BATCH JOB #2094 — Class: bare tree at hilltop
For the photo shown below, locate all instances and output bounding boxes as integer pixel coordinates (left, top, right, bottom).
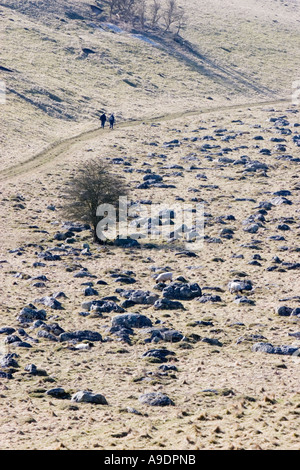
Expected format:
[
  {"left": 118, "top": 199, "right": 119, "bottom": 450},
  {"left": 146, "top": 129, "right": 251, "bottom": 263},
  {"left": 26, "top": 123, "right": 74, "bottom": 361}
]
[
  {"left": 163, "top": 0, "right": 186, "bottom": 34},
  {"left": 137, "top": 0, "right": 148, "bottom": 30},
  {"left": 105, "top": 0, "right": 187, "bottom": 34},
  {"left": 106, "top": 0, "right": 138, "bottom": 25},
  {"left": 150, "top": 0, "right": 162, "bottom": 29}
]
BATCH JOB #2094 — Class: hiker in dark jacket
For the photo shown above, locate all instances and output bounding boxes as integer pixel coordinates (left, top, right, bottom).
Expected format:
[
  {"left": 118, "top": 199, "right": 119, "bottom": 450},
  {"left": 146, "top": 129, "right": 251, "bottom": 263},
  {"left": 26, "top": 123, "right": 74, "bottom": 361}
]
[
  {"left": 109, "top": 114, "right": 115, "bottom": 130},
  {"left": 100, "top": 113, "right": 107, "bottom": 129}
]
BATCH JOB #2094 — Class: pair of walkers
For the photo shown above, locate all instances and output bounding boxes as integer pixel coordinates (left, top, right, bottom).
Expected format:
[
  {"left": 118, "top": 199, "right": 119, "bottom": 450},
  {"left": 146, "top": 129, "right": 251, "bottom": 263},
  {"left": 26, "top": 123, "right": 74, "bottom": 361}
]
[{"left": 100, "top": 113, "right": 115, "bottom": 130}]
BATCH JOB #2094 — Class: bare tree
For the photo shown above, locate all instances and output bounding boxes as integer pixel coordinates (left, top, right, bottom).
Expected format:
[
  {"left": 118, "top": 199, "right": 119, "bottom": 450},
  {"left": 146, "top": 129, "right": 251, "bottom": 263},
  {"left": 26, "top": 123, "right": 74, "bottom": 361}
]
[
  {"left": 61, "top": 159, "right": 128, "bottom": 243},
  {"left": 163, "top": 0, "right": 178, "bottom": 32},
  {"left": 174, "top": 6, "right": 187, "bottom": 35},
  {"left": 137, "top": 0, "right": 147, "bottom": 30},
  {"left": 104, "top": 0, "right": 187, "bottom": 34},
  {"left": 106, "top": 0, "right": 119, "bottom": 20},
  {"left": 149, "top": 0, "right": 162, "bottom": 29},
  {"left": 118, "top": 0, "right": 137, "bottom": 25}
]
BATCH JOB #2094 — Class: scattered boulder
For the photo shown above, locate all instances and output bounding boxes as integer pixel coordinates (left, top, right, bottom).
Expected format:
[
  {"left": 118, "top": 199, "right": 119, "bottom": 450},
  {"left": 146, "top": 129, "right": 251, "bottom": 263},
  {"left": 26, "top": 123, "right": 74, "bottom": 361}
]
[
  {"left": 142, "top": 348, "right": 176, "bottom": 363},
  {"left": 114, "top": 276, "right": 136, "bottom": 284},
  {"left": 106, "top": 325, "right": 134, "bottom": 344},
  {"left": 162, "top": 282, "right": 202, "bottom": 300},
  {"left": 59, "top": 330, "right": 102, "bottom": 343},
  {"left": 276, "top": 306, "right": 300, "bottom": 317},
  {"left": 114, "top": 237, "right": 140, "bottom": 248},
  {"left": 243, "top": 223, "right": 260, "bottom": 234},
  {"left": 197, "top": 295, "right": 222, "bottom": 303},
  {"left": 0, "top": 353, "right": 19, "bottom": 370},
  {"left": 252, "top": 342, "right": 300, "bottom": 356},
  {"left": 234, "top": 295, "right": 255, "bottom": 305},
  {"left": 144, "top": 328, "right": 184, "bottom": 343},
  {"left": 112, "top": 313, "right": 152, "bottom": 329},
  {"left": 4, "top": 334, "right": 22, "bottom": 344},
  {"left": 0, "top": 327, "right": 16, "bottom": 335},
  {"left": 252, "top": 342, "right": 275, "bottom": 354},
  {"left": 46, "top": 388, "right": 70, "bottom": 399},
  {"left": 38, "top": 251, "right": 61, "bottom": 262},
  {"left": 201, "top": 337, "right": 223, "bottom": 347},
  {"left": 0, "top": 371, "right": 13, "bottom": 379},
  {"left": 24, "top": 364, "right": 38, "bottom": 375},
  {"left": 71, "top": 390, "right": 108, "bottom": 405},
  {"left": 82, "top": 300, "right": 125, "bottom": 314},
  {"left": 61, "top": 222, "right": 90, "bottom": 233},
  {"left": 117, "top": 289, "right": 159, "bottom": 306},
  {"left": 34, "top": 296, "right": 64, "bottom": 310},
  {"left": 139, "top": 392, "right": 175, "bottom": 407},
  {"left": 154, "top": 298, "right": 185, "bottom": 310},
  {"left": 83, "top": 287, "right": 99, "bottom": 296},
  {"left": 74, "top": 269, "right": 96, "bottom": 279},
  {"left": 244, "top": 161, "right": 269, "bottom": 172},
  {"left": 270, "top": 196, "right": 292, "bottom": 206},
  {"left": 17, "top": 306, "right": 47, "bottom": 324},
  {"left": 276, "top": 306, "right": 294, "bottom": 316},
  {"left": 37, "top": 322, "right": 65, "bottom": 342}
]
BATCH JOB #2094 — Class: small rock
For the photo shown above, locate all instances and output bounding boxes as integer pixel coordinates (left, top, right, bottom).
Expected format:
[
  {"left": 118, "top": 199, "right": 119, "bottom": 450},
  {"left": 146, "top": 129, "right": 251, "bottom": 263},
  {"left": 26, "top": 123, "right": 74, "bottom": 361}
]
[{"left": 252, "top": 342, "right": 300, "bottom": 356}]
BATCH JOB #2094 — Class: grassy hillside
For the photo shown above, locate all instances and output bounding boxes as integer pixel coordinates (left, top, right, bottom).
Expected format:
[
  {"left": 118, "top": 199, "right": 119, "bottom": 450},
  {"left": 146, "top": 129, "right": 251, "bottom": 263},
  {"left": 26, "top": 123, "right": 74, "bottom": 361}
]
[
  {"left": 183, "top": 0, "right": 300, "bottom": 93},
  {"left": 1, "top": 0, "right": 298, "bottom": 170}
]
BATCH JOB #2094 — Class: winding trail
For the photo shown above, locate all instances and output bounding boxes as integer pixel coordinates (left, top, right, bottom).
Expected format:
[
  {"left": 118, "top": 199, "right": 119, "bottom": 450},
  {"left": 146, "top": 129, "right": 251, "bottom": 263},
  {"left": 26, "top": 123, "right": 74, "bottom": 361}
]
[{"left": 0, "top": 97, "right": 289, "bottom": 182}]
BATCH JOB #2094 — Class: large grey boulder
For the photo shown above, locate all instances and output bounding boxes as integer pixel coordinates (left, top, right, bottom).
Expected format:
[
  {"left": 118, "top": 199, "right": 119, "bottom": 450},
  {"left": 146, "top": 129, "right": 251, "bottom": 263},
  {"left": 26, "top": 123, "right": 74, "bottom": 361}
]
[
  {"left": 127, "top": 290, "right": 159, "bottom": 305},
  {"left": 154, "top": 298, "right": 185, "bottom": 310},
  {"left": 142, "top": 348, "right": 176, "bottom": 363},
  {"left": 252, "top": 342, "right": 300, "bottom": 356},
  {"left": 0, "top": 353, "right": 19, "bottom": 370},
  {"left": 252, "top": 343, "right": 275, "bottom": 354},
  {"left": 82, "top": 300, "right": 125, "bottom": 314},
  {"left": 162, "top": 282, "right": 202, "bottom": 300},
  {"left": 144, "top": 328, "right": 184, "bottom": 343},
  {"left": 139, "top": 392, "right": 174, "bottom": 407},
  {"left": 59, "top": 330, "right": 102, "bottom": 343},
  {"left": 112, "top": 313, "right": 152, "bottom": 329},
  {"left": 46, "top": 388, "right": 70, "bottom": 399},
  {"left": 276, "top": 306, "right": 293, "bottom": 316},
  {"left": 34, "top": 296, "right": 64, "bottom": 310},
  {"left": 71, "top": 391, "right": 108, "bottom": 405},
  {"left": 114, "top": 237, "right": 140, "bottom": 248},
  {"left": 17, "top": 306, "right": 47, "bottom": 323}
]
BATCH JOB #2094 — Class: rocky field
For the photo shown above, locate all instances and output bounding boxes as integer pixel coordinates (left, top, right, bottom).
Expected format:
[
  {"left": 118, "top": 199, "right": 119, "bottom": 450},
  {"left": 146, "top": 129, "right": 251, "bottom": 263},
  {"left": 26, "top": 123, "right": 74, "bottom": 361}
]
[{"left": 0, "top": 101, "right": 299, "bottom": 450}]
